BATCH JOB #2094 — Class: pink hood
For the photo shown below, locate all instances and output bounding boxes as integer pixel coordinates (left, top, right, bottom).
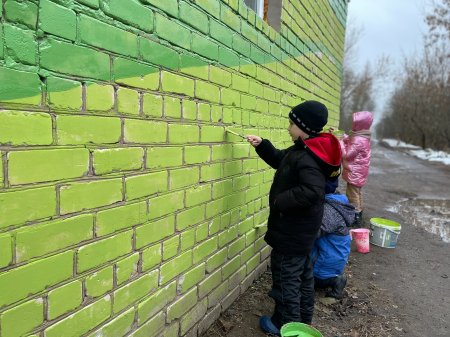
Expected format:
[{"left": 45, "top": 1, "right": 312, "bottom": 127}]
[{"left": 342, "top": 111, "right": 373, "bottom": 187}]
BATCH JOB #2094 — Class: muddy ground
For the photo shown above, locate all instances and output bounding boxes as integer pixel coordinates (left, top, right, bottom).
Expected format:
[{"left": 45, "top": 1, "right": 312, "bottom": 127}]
[{"left": 202, "top": 142, "right": 450, "bottom": 337}]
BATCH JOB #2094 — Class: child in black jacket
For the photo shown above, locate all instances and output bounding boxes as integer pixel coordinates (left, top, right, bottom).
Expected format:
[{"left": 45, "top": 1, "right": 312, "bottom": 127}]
[{"left": 247, "top": 101, "right": 342, "bottom": 335}]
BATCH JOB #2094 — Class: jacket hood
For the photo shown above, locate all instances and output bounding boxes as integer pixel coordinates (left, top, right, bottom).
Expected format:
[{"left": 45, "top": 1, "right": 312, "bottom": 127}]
[
  {"left": 298, "top": 133, "right": 342, "bottom": 179},
  {"left": 320, "top": 196, "right": 355, "bottom": 236},
  {"left": 352, "top": 111, "right": 373, "bottom": 131}
]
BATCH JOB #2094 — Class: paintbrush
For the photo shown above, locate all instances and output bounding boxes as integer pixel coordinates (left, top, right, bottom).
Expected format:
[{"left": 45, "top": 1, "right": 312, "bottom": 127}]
[{"left": 225, "top": 128, "right": 247, "bottom": 139}]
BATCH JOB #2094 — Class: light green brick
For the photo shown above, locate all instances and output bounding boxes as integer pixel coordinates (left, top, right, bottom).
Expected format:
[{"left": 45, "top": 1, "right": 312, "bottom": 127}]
[
  {"left": 117, "top": 87, "right": 139, "bottom": 115},
  {"left": 39, "top": 0, "right": 76, "bottom": 40},
  {"left": 8, "top": 148, "right": 89, "bottom": 185},
  {"left": 0, "top": 251, "right": 73, "bottom": 308},
  {"left": 45, "top": 296, "right": 111, "bottom": 337},
  {"left": 196, "top": 222, "right": 209, "bottom": 242},
  {"left": 185, "top": 185, "right": 212, "bottom": 207},
  {"left": 163, "top": 235, "right": 180, "bottom": 260},
  {"left": 48, "top": 281, "right": 82, "bottom": 320},
  {"left": 142, "top": 0, "right": 178, "bottom": 17},
  {"left": 180, "top": 53, "right": 209, "bottom": 80},
  {"left": 141, "top": 244, "right": 162, "bottom": 272},
  {"left": 138, "top": 282, "right": 176, "bottom": 324},
  {"left": 196, "top": 80, "right": 220, "bottom": 103},
  {"left": 57, "top": 115, "right": 121, "bottom": 145},
  {"left": 192, "top": 34, "right": 219, "bottom": 61},
  {"left": 164, "top": 96, "right": 182, "bottom": 118},
  {"left": 87, "top": 308, "right": 134, "bottom": 337},
  {"left": 180, "top": 300, "right": 207, "bottom": 335},
  {"left": 198, "top": 269, "right": 221, "bottom": 298},
  {"left": 102, "top": 0, "right": 153, "bottom": 32},
  {"left": 113, "top": 270, "right": 158, "bottom": 313},
  {"left": 193, "top": 237, "right": 218, "bottom": 264},
  {"left": 96, "top": 201, "right": 147, "bottom": 236},
  {"left": 179, "top": 263, "right": 205, "bottom": 293},
  {"left": 47, "top": 76, "right": 82, "bottom": 110},
  {"left": 211, "top": 144, "right": 233, "bottom": 161},
  {"left": 148, "top": 191, "right": 184, "bottom": 219},
  {"left": 160, "top": 251, "right": 192, "bottom": 285},
  {"left": 0, "top": 298, "right": 44, "bottom": 336},
  {"left": 15, "top": 214, "right": 93, "bottom": 263},
  {"left": 167, "top": 287, "right": 196, "bottom": 322},
  {"left": 176, "top": 205, "right": 205, "bottom": 231},
  {"left": 142, "top": 93, "right": 163, "bottom": 117},
  {"left": 182, "top": 99, "right": 197, "bottom": 120},
  {"left": 221, "top": 5, "right": 241, "bottom": 31},
  {"left": 60, "top": 178, "right": 123, "bottom": 215},
  {"left": 184, "top": 146, "right": 210, "bottom": 164},
  {"left": 114, "top": 57, "right": 159, "bottom": 90},
  {"left": 162, "top": 71, "right": 195, "bottom": 96},
  {"left": 131, "top": 312, "right": 164, "bottom": 337},
  {"left": 4, "top": 24, "right": 37, "bottom": 65},
  {"left": 139, "top": 37, "right": 180, "bottom": 70},
  {"left": 210, "top": 66, "right": 232, "bottom": 87},
  {"left": 179, "top": 1, "right": 209, "bottom": 34},
  {"left": 0, "top": 234, "right": 12, "bottom": 268},
  {"left": 170, "top": 167, "right": 199, "bottom": 190},
  {"left": 136, "top": 215, "right": 175, "bottom": 249},
  {"left": 146, "top": 146, "right": 182, "bottom": 169},
  {"left": 85, "top": 82, "right": 115, "bottom": 111},
  {"left": 181, "top": 228, "right": 196, "bottom": 251},
  {"left": 210, "top": 20, "right": 233, "bottom": 47},
  {"left": 85, "top": 266, "right": 113, "bottom": 298},
  {"left": 168, "top": 124, "right": 199, "bottom": 144},
  {"left": 0, "top": 110, "right": 52, "bottom": 145},
  {"left": 200, "top": 163, "right": 223, "bottom": 182},
  {"left": 0, "top": 66, "right": 41, "bottom": 105},
  {"left": 198, "top": 103, "right": 210, "bottom": 122},
  {"left": 124, "top": 119, "right": 167, "bottom": 144},
  {"left": 228, "top": 235, "right": 246, "bottom": 258},
  {"left": 77, "top": 231, "right": 132, "bottom": 273},
  {"left": 155, "top": 13, "right": 190, "bottom": 50},
  {"left": 116, "top": 253, "right": 139, "bottom": 285},
  {"left": 93, "top": 147, "right": 144, "bottom": 175},
  {"left": 0, "top": 186, "right": 56, "bottom": 230},
  {"left": 205, "top": 247, "right": 227, "bottom": 273},
  {"left": 222, "top": 255, "right": 241, "bottom": 279},
  {"left": 125, "top": 171, "right": 168, "bottom": 200}
]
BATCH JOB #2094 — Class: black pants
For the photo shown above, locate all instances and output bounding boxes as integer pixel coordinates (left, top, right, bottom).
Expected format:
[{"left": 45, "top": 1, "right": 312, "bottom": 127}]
[{"left": 269, "top": 250, "right": 315, "bottom": 329}]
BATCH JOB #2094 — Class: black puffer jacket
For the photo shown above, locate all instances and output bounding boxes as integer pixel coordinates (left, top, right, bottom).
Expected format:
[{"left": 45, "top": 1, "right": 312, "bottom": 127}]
[{"left": 256, "top": 133, "right": 342, "bottom": 255}]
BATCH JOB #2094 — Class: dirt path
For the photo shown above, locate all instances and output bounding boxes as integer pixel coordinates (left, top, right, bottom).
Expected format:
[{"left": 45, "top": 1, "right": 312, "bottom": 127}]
[{"left": 202, "top": 142, "right": 450, "bottom": 337}]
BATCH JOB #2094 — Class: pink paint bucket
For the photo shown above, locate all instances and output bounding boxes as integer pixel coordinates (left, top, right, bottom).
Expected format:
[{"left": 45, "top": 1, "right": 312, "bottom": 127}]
[{"left": 350, "top": 228, "right": 370, "bottom": 253}]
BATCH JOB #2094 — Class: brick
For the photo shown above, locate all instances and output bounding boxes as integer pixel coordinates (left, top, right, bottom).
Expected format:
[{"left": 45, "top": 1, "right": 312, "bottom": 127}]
[
  {"left": 0, "top": 110, "right": 52, "bottom": 145},
  {"left": 142, "top": 0, "right": 178, "bottom": 17},
  {"left": 47, "top": 281, "right": 82, "bottom": 320},
  {"left": 162, "top": 71, "right": 195, "bottom": 96},
  {"left": 163, "top": 235, "right": 179, "bottom": 260},
  {"left": 4, "top": 24, "right": 37, "bottom": 65},
  {"left": 182, "top": 99, "right": 197, "bottom": 120},
  {"left": 57, "top": 115, "right": 121, "bottom": 145},
  {"left": 0, "top": 298, "right": 44, "bottom": 337},
  {"left": 185, "top": 184, "right": 211, "bottom": 207},
  {"left": 139, "top": 37, "right": 180, "bottom": 70},
  {"left": 228, "top": 235, "right": 246, "bottom": 258},
  {"left": 85, "top": 82, "right": 115, "bottom": 111},
  {"left": 196, "top": 222, "right": 209, "bottom": 242},
  {"left": 195, "top": 0, "right": 221, "bottom": 18},
  {"left": 198, "top": 269, "right": 221, "bottom": 298},
  {"left": 131, "top": 312, "right": 164, "bottom": 337},
  {"left": 124, "top": 119, "right": 167, "bottom": 144},
  {"left": 45, "top": 296, "right": 111, "bottom": 337},
  {"left": 198, "top": 304, "right": 221, "bottom": 335},
  {"left": 211, "top": 144, "right": 233, "bottom": 161},
  {"left": 76, "top": 0, "right": 99, "bottom": 8},
  {"left": 15, "top": 214, "right": 93, "bottom": 263},
  {"left": 184, "top": 146, "right": 210, "bottom": 164},
  {"left": 85, "top": 266, "right": 113, "bottom": 298},
  {"left": 206, "top": 280, "right": 227, "bottom": 308},
  {"left": 39, "top": 0, "right": 76, "bottom": 40},
  {"left": 167, "top": 287, "right": 196, "bottom": 322},
  {"left": 164, "top": 96, "right": 182, "bottom": 118},
  {"left": 222, "top": 255, "right": 241, "bottom": 279},
  {"left": 170, "top": 167, "right": 199, "bottom": 190},
  {"left": 102, "top": 0, "right": 153, "bottom": 32},
  {"left": 138, "top": 282, "right": 176, "bottom": 323},
  {"left": 117, "top": 87, "right": 139, "bottom": 115},
  {"left": 116, "top": 253, "right": 139, "bottom": 285},
  {"left": 8, "top": 148, "right": 89, "bottom": 185},
  {"left": 125, "top": 171, "right": 168, "bottom": 200},
  {"left": 47, "top": 76, "right": 82, "bottom": 110},
  {"left": 93, "top": 147, "right": 143, "bottom": 176},
  {"left": 40, "top": 38, "right": 110, "bottom": 81},
  {"left": 0, "top": 25, "right": 3, "bottom": 60},
  {"left": 148, "top": 191, "right": 184, "bottom": 219},
  {"left": 96, "top": 201, "right": 147, "bottom": 236},
  {"left": 141, "top": 244, "right": 161, "bottom": 271},
  {"left": 180, "top": 299, "right": 207, "bottom": 335},
  {"left": 179, "top": 53, "right": 209, "bottom": 80},
  {"left": 136, "top": 215, "right": 175, "bottom": 249},
  {"left": 168, "top": 124, "right": 199, "bottom": 144},
  {"left": 200, "top": 163, "right": 222, "bottom": 182},
  {"left": 0, "top": 186, "right": 56, "bottom": 230},
  {"left": 210, "top": 20, "right": 233, "bottom": 47},
  {"left": 114, "top": 57, "right": 159, "bottom": 90},
  {"left": 219, "top": 47, "right": 240, "bottom": 68},
  {"left": 232, "top": 74, "right": 250, "bottom": 93},
  {"left": 155, "top": 13, "right": 191, "bottom": 50},
  {"left": 147, "top": 146, "right": 182, "bottom": 169},
  {"left": 196, "top": 81, "right": 220, "bottom": 103},
  {"left": 193, "top": 237, "right": 218, "bottom": 264},
  {"left": 86, "top": 308, "right": 134, "bottom": 337},
  {"left": 4, "top": 0, "right": 38, "bottom": 29},
  {"left": 179, "top": 263, "right": 205, "bottom": 293},
  {"left": 114, "top": 270, "right": 158, "bottom": 313},
  {"left": 79, "top": 14, "right": 138, "bottom": 57},
  {"left": 232, "top": 34, "right": 251, "bottom": 57},
  {"left": 59, "top": 178, "right": 123, "bottom": 215},
  {"left": 192, "top": 34, "right": 219, "bottom": 61},
  {"left": 0, "top": 234, "right": 12, "bottom": 268},
  {"left": 205, "top": 247, "right": 227, "bottom": 273},
  {"left": 0, "top": 251, "right": 73, "bottom": 308},
  {"left": 209, "top": 66, "right": 232, "bottom": 87},
  {"left": 0, "top": 66, "right": 41, "bottom": 105},
  {"left": 77, "top": 230, "right": 132, "bottom": 273},
  {"left": 180, "top": 1, "right": 209, "bottom": 34},
  {"left": 176, "top": 204, "right": 205, "bottom": 231},
  {"left": 160, "top": 251, "right": 192, "bottom": 285},
  {"left": 142, "top": 93, "right": 163, "bottom": 117}
]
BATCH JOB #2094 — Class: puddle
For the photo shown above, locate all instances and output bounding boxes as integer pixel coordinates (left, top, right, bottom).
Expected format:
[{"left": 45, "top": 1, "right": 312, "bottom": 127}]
[{"left": 387, "top": 198, "right": 450, "bottom": 243}]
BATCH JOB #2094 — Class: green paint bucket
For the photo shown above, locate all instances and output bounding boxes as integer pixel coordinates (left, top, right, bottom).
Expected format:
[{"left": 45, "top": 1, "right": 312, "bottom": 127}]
[
  {"left": 370, "top": 217, "right": 402, "bottom": 248},
  {"left": 280, "top": 322, "right": 322, "bottom": 337}
]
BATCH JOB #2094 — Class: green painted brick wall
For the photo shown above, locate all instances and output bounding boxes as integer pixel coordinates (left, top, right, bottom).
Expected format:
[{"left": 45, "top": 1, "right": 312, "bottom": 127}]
[{"left": 0, "top": 0, "right": 348, "bottom": 335}]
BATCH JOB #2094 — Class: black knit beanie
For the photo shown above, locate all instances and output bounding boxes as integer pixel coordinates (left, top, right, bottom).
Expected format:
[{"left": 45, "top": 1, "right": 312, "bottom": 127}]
[{"left": 288, "top": 100, "right": 328, "bottom": 136}]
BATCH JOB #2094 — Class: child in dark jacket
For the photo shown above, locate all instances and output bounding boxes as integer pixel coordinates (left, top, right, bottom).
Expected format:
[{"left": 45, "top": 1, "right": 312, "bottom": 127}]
[
  {"left": 311, "top": 179, "right": 355, "bottom": 299},
  {"left": 247, "top": 101, "right": 342, "bottom": 335}
]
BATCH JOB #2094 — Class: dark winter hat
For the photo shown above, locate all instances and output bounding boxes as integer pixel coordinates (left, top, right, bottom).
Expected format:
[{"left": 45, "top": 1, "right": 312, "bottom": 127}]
[
  {"left": 288, "top": 100, "right": 328, "bottom": 135},
  {"left": 325, "top": 178, "right": 339, "bottom": 194}
]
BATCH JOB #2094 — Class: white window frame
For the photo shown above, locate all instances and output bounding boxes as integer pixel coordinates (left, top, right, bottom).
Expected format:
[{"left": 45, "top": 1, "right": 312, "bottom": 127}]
[{"left": 244, "top": 0, "right": 264, "bottom": 18}]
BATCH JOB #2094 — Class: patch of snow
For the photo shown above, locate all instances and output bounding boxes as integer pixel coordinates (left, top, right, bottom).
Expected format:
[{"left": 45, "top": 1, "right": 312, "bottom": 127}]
[{"left": 381, "top": 139, "right": 450, "bottom": 166}]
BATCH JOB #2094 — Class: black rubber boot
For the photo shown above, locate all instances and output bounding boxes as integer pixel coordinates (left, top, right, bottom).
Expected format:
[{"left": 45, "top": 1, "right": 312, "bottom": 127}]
[
  {"left": 352, "top": 211, "right": 363, "bottom": 227},
  {"left": 326, "top": 274, "right": 347, "bottom": 299}
]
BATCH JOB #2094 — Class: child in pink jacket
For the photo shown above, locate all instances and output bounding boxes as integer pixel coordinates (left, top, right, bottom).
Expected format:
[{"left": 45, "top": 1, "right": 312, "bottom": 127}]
[{"left": 341, "top": 111, "right": 373, "bottom": 226}]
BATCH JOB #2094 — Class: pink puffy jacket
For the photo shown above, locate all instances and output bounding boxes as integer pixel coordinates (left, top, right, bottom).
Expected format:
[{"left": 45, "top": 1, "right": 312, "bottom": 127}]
[{"left": 341, "top": 111, "right": 373, "bottom": 187}]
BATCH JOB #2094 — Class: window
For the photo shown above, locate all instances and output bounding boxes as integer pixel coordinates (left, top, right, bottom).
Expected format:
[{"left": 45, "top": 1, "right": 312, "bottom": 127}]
[
  {"left": 244, "top": 0, "right": 282, "bottom": 32},
  {"left": 244, "top": 0, "right": 264, "bottom": 18}
]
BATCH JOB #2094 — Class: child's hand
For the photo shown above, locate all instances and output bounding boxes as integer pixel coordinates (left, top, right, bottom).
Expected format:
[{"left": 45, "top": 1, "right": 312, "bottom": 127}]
[{"left": 246, "top": 135, "right": 262, "bottom": 147}]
